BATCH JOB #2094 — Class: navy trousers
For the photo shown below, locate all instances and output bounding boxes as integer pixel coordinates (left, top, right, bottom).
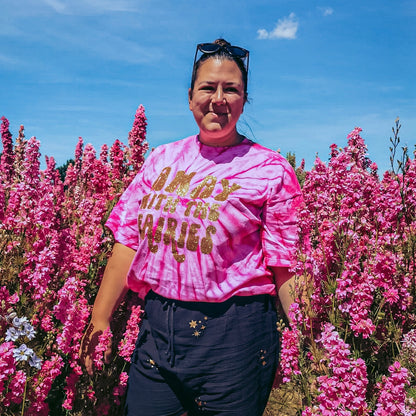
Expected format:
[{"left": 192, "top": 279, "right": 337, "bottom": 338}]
[{"left": 124, "top": 291, "right": 279, "bottom": 416}]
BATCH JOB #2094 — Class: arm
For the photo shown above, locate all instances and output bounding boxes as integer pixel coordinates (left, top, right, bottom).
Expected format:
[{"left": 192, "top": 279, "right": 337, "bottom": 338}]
[
  {"left": 270, "top": 266, "right": 296, "bottom": 320},
  {"left": 80, "top": 242, "right": 136, "bottom": 375}
]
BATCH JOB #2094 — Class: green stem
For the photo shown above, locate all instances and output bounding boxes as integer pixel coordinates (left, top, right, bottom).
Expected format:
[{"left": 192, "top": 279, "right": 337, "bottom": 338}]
[{"left": 21, "top": 377, "right": 28, "bottom": 416}]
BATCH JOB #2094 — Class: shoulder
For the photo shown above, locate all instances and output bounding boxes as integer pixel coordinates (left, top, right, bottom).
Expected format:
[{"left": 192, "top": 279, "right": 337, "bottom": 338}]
[
  {"left": 149, "top": 135, "right": 197, "bottom": 156},
  {"left": 244, "top": 140, "right": 294, "bottom": 172},
  {"left": 139, "top": 135, "right": 197, "bottom": 169},
  {"left": 244, "top": 140, "right": 301, "bottom": 195}
]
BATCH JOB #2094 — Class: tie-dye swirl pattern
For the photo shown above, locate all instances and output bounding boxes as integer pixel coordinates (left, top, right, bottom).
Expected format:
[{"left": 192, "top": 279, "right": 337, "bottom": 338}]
[{"left": 106, "top": 135, "right": 302, "bottom": 302}]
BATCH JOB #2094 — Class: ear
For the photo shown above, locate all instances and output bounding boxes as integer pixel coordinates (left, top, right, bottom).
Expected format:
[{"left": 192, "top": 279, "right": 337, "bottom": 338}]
[{"left": 188, "top": 88, "right": 193, "bottom": 110}]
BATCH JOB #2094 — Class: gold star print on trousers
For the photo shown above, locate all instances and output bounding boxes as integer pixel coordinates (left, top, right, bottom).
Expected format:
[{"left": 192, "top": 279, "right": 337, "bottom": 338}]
[{"left": 189, "top": 317, "right": 208, "bottom": 337}]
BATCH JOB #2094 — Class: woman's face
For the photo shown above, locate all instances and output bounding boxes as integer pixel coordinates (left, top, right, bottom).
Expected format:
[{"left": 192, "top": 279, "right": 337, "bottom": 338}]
[{"left": 189, "top": 57, "right": 246, "bottom": 147}]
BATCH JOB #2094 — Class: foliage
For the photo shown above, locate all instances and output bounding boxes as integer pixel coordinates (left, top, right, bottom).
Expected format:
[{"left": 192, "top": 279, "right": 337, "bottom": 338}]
[
  {"left": 279, "top": 122, "right": 416, "bottom": 415},
  {"left": 286, "top": 151, "right": 306, "bottom": 187},
  {"left": 57, "top": 159, "right": 75, "bottom": 183},
  {"left": 0, "top": 106, "right": 148, "bottom": 415}
]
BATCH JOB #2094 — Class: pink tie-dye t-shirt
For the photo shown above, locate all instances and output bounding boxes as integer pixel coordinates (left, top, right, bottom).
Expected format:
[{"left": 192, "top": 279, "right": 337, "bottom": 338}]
[{"left": 106, "top": 135, "right": 302, "bottom": 302}]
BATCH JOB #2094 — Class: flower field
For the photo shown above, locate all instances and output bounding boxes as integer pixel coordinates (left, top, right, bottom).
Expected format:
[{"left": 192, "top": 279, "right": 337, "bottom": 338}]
[
  {"left": 276, "top": 121, "right": 416, "bottom": 415},
  {"left": 0, "top": 107, "right": 148, "bottom": 415},
  {"left": 1, "top": 108, "right": 415, "bottom": 415}
]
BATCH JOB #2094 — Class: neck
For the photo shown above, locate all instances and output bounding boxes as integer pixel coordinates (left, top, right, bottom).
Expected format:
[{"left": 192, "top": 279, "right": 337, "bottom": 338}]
[{"left": 198, "top": 131, "right": 243, "bottom": 147}]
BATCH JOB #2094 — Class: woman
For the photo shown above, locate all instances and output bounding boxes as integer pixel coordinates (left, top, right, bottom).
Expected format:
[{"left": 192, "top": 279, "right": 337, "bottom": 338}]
[{"left": 81, "top": 39, "right": 302, "bottom": 415}]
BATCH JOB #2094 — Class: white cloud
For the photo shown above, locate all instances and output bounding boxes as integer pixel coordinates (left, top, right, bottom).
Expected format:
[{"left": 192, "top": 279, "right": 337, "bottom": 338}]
[
  {"left": 257, "top": 13, "right": 298, "bottom": 40},
  {"left": 43, "top": 25, "right": 163, "bottom": 64},
  {"left": 40, "top": 0, "right": 140, "bottom": 14},
  {"left": 321, "top": 7, "right": 334, "bottom": 16},
  {"left": 257, "top": 29, "right": 269, "bottom": 40},
  {"left": 0, "top": 53, "right": 19, "bottom": 66},
  {"left": 42, "top": 0, "right": 67, "bottom": 13}
]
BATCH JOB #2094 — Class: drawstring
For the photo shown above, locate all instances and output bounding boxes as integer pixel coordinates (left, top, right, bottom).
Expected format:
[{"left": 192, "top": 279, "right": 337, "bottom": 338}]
[{"left": 166, "top": 300, "right": 176, "bottom": 367}]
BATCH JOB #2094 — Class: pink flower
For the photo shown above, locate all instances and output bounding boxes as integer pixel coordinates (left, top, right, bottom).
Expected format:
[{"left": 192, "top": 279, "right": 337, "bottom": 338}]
[
  {"left": 0, "top": 342, "right": 16, "bottom": 395},
  {"left": 402, "top": 329, "right": 416, "bottom": 365},
  {"left": 27, "top": 354, "right": 64, "bottom": 415},
  {"left": 62, "top": 372, "right": 79, "bottom": 410},
  {"left": 330, "top": 143, "right": 339, "bottom": 158},
  {"left": 40, "top": 312, "right": 54, "bottom": 332},
  {"left": 293, "top": 125, "right": 415, "bottom": 413},
  {"left": 127, "top": 104, "right": 149, "bottom": 174},
  {"left": 375, "top": 361, "right": 413, "bottom": 416},
  {"left": 0, "top": 110, "right": 151, "bottom": 414},
  {"left": 383, "top": 288, "right": 400, "bottom": 304},
  {"left": 314, "top": 324, "right": 369, "bottom": 414},
  {"left": 118, "top": 304, "right": 143, "bottom": 361},
  {"left": 119, "top": 371, "right": 129, "bottom": 387},
  {"left": 0, "top": 116, "right": 15, "bottom": 182},
  {"left": 6, "top": 370, "right": 26, "bottom": 404},
  {"left": 74, "top": 136, "right": 83, "bottom": 170},
  {"left": 93, "top": 327, "right": 113, "bottom": 370},
  {"left": 110, "top": 139, "right": 126, "bottom": 183},
  {"left": 55, "top": 294, "right": 90, "bottom": 356},
  {"left": 87, "top": 384, "right": 96, "bottom": 401},
  {"left": 279, "top": 327, "right": 301, "bottom": 383}
]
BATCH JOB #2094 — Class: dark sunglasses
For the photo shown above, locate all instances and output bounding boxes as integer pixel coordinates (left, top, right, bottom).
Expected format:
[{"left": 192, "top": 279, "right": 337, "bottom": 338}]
[{"left": 194, "top": 43, "right": 250, "bottom": 72}]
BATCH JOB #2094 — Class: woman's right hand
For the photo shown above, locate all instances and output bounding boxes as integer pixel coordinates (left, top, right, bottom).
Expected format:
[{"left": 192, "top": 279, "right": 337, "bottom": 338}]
[
  {"left": 79, "top": 320, "right": 112, "bottom": 376},
  {"left": 79, "top": 243, "right": 135, "bottom": 375}
]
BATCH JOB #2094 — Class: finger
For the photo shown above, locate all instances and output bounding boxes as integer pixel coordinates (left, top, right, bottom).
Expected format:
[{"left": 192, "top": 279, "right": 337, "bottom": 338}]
[
  {"left": 104, "top": 345, "right": 112, "bottom": 364},
  {"left": 79, "top": 343, "right": 88, "bottom": 369},
  {"left": 85, "top": 355, "right": 94, "bottom": 376},
  {"left": 79, "top": 323, "right": 95, "bottom": 367}
]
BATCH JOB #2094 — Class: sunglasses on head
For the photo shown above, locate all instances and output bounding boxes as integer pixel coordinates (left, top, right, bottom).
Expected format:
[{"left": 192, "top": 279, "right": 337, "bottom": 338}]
[{"left": 194, "top": 43, "right": 250, "bottom": 72}]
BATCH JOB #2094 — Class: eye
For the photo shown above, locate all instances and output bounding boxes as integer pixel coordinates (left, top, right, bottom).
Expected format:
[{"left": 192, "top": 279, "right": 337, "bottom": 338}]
[
  {"left": 200, "top": 85, "right": 214, "bottom": 91},
  {"left": 225, "top": 87, "right": 238, "bottom": 93}
]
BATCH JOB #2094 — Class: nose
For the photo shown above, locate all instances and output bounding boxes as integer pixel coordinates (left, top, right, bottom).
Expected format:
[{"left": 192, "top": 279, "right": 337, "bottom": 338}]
[{"left": 212, "top": 87, "right": 225, "bottom": 104}]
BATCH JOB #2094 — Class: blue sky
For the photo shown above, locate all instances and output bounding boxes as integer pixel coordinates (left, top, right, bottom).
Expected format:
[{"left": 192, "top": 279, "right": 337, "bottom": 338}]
[{"left": 1, "top": 0, "right": 415, "bottom": 172}]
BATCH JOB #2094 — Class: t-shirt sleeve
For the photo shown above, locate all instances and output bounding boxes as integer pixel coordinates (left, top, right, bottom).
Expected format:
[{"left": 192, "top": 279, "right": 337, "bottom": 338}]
[
  {"left": 105, "top": 152, "right": 155, "bottom": 250},
  {"left": 262, "top": 162, "right": 303, "bottom": 268}
]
